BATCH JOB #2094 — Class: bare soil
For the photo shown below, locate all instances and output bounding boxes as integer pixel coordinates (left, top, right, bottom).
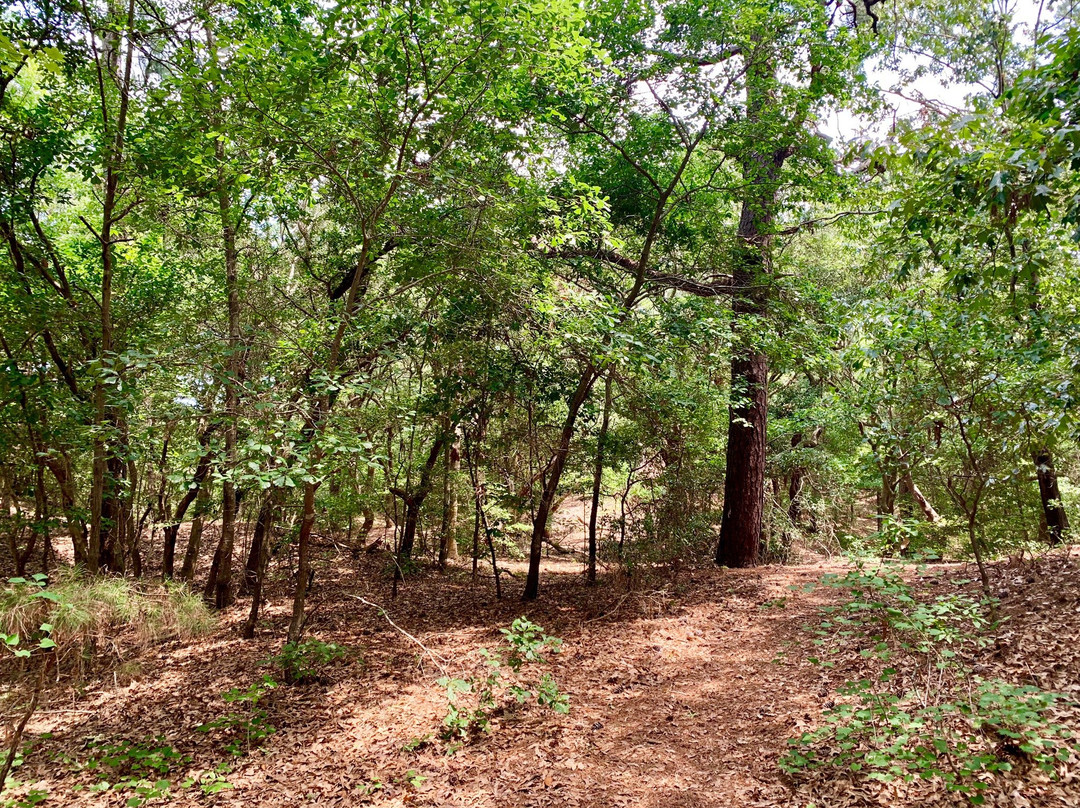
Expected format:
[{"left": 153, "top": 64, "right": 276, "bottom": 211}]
[{"left": 4, "top": 543, "right": 1080, "bottom": 807}]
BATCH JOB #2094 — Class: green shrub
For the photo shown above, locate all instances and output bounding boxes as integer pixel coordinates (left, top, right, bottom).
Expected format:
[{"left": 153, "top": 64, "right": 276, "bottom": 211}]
[
  {"left": 264, "top": 639, "right": 347, "bottom": 684},
  {"left": 77, "top": 736, "right": 189, "bottom": 807},
  {"left": 438, "top": 617, "right": 568, "bottom": 746},
  {"left": 198, "top": 675, "right": 278, "bottom": 755},
  {"left": 783, "top": 563, "right": 1080, "bottom": 802}
]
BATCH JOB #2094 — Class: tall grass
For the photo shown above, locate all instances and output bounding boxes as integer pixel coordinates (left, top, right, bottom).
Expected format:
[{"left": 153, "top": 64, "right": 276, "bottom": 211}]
[{"left": 0, "top": 568, "right": 214, "bottom": 664}]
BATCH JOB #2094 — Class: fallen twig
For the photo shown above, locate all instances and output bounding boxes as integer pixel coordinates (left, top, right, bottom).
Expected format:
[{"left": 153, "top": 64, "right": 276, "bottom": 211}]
[{"left": 350, "top": 596, "right": 452, "bottom": 676}]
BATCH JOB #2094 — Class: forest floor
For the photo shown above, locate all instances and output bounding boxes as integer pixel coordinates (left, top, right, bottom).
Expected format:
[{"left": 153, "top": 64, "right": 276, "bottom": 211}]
[{"left": 4, "top": 541, "right": 1080, "bottom": 808}]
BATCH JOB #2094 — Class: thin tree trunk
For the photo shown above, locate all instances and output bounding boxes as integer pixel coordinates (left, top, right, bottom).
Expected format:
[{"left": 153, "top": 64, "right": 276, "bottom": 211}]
[
  {"left": 242, "top": 492, "right": 278, "bottom": 638},
  {"left": 126, "top": 456, "right": 141, "bottom": 577},
  {"left": 900, "top": 473, "right": 939, "bottom": 523},
  {"left": 162, "top": 430, "right": 215, "bottom": 578},
  {"left": 877, "top": 468, "right": 897, "bottom": 532},
  {"left": 0, "top": 655, "right": 50, "bottom": 791},
  {"left": 88, "top": 0, "right": 137, "bottom": 573},
  {"left": 241, "top": 493, "right": 275, "bottom": 596},
  {"left": 288, "top": 231, "right": 377, "bottom": 641},
  {"left": 438, "top": 433, "right": 461, "bottom": 569},
  {"left": 393, "top": 436, "right": 446, "bottom": 579},
  {"left": 43, "top": 454, "right": 86, "bottom": 565},
  {"left": 587, "top": 373, "right": 612, "bottom": 584},
  {"left": 524, "top": 367, "right": 597, "bottom": 600},
  {"left": 287, "top": 480, "right": 317, "bottom": 643},
  {"left": 179, "top": 484, "right": 212, "bottom": 582},
  {"left": 204, "top": 83, "right": 242, "bottom": 609},
  {"left": 1034, "top": 448, "right": 1069, "bottom": 545}
]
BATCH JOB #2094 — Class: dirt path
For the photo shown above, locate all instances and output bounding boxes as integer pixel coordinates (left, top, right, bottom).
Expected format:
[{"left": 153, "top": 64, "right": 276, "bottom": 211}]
[{"left": 9, "top": 552, "right": 1080, "bottom": 807}]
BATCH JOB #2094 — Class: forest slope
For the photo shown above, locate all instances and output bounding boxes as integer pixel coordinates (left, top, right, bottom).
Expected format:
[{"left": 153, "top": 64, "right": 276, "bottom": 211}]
[{"left": 5, "top": 551, "right": 1080, "bottom": 808}]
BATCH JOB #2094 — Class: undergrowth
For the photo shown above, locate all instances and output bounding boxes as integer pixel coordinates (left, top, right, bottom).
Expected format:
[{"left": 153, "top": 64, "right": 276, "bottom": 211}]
[
  {"left": 782, "top": 561, "right": 1080, "bottom": 803},
  {"left": 0, "top": 568, "right": 213, "bottom": 666},
  {"left": 435, "top": 617, "right": 569, "bottom": 751}
]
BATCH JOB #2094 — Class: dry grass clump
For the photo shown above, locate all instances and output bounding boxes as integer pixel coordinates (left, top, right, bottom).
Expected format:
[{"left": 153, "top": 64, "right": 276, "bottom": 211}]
[{"left": 0, "top": 567, "right": 214, "bottom": 665}]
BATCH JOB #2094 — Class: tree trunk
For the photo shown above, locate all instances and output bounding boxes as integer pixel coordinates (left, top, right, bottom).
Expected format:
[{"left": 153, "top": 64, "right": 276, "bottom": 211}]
[
  {"left": 438, "top": 435, "right": 461, "bottom": 569},
  {"left": 787, "top": 433, "right": 805, "bottom": 526},
  {"left": 287, "top": 480, "right": 317, "bottom": 644},
  {"left": 162, "top": 442, "right": 214, "bottom": 579},
  {"left": 204, "top": 111, "right": 242, "bottom": 610},
  {"left": 1034, "top": 448, "right": 1069, "bottom": 545},
  {"left": 43, "top": 453, "right": 87, "bottom": 565},
  {"left": 715, "top": 39, "right": 784, "bottom": 569},
  {"left": 716, "top": 350, "right": 769, "bottom": 566},
  {"left": 587, "top": 372, "right": 612, "bottom": 584},
  {"left": 242, "top": 492, "right": 279, "bottom": 638},
  {"left": 393, "top": 436, "right": 446, "bottom": 578},
  {"left": 125, "top": 456, "right": 141, "bottom": 577},
  {"left": 179, "top": 484, "right": 212, "bottom": 582},
  {"left": 524, "top": 367, "right": 597, "bottom": 600},
  {"left": 88, "top": 0, "right": 137, "bottom": 574},
  {"left": 241, "top": 493, "right": 275, "bottom": 596},
  {"left": 900, "top": 473, "right": 939, "bottom": 523}
]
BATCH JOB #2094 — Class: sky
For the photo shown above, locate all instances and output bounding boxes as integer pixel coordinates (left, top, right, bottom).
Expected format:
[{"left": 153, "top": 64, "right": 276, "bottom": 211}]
[{"left": 823, "top": 0, "right": 1054, "bottom": 142}]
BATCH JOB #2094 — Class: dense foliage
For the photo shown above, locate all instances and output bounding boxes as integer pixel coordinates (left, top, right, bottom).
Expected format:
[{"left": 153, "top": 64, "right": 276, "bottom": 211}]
[{"left": 1, "top": 0, "right": 1077, "bottom": 631}]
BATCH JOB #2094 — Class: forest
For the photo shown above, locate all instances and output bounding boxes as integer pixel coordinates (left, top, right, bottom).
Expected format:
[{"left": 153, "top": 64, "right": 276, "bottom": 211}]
[{"left": 1, "top": 0, "right": 1080, "bottom": 805}]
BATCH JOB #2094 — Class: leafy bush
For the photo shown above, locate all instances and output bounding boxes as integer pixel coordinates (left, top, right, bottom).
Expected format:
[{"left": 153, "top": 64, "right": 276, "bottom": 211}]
[
  {"left": 783, "top": 563, "right": 1080, "bottom": 802},
  {"left": 438, "top": 617, "right": 568, "bottom": 746},
  {"left": 264, "top": 638, "right": 348, "bottom": 684}
]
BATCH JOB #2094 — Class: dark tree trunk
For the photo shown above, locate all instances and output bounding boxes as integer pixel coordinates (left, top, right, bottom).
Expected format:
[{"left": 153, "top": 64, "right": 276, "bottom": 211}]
[
  {"left": 88, "top": 0, "right": 136, "bottom": 575},
  {"left": 240, "top": 493, "right": 275, "bottom": 596},
  {"left": 716, "top": 350, "right": 769, "bottom": 566},
  {"left": 242, "top": 492, "right": 279, "bottom": 638},
  {"left": 162, "top": 429, "right": 215, "bottom": 578},
  {"left": 204, "top": 116, "right": 243, "bottom": 610},
  {"left": 393, "top": 436, "right": 446, "bottom": 579},
  {"left": 287, "top": 480, "right": 317, "bottom": 644},
  {"left": 715, "top": 39, "right": 786, "bottom": 569},
  {"left": 587, "top": 373, "right": 612, "bottom": 584},
  {"left": 524, "top": 367, "right": 597, "bottom": 600},
  {"left": 126, "top": 457, "right": 141, "bottom": 577},
  {"left": 179, "top": 484, "right": 212, "bottom": 581},
  {"left": 1035, "top": 448, "right": 1069, "bottom": 545}
]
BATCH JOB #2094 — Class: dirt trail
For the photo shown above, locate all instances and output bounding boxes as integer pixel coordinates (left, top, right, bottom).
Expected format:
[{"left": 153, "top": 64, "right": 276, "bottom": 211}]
[{"left": 9, "top": 552, "right": 1080, "bottom": 807}]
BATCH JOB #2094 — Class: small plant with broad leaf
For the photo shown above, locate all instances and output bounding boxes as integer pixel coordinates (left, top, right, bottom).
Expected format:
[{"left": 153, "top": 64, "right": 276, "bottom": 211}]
[
  {"left": 263, "top": 638, "right": 348, "bottom": 684},
  {"left": 437, "top": 617, "right": 568, "bottom": 747},
  {"left": 782, "top": 562, "right": 1080, "bottom": 803},
  {"left": 197, "top": 675, "right": 278, "bottom": 755},
  {"left": 180, "top": 762, "right": 234, "bottom": 796},
  {"left": 76, "top": 737, "right": 190, "bottom": 807}
]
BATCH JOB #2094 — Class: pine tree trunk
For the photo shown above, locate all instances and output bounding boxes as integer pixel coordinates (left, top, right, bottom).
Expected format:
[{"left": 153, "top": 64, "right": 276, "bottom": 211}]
[{"left": 715, "top": 38, "right": 784, "bottom": 569}]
